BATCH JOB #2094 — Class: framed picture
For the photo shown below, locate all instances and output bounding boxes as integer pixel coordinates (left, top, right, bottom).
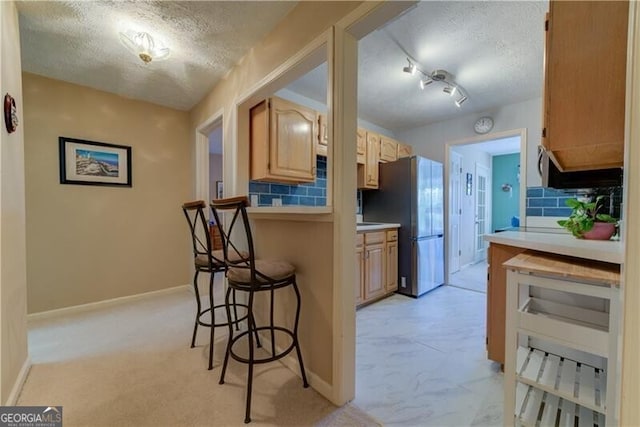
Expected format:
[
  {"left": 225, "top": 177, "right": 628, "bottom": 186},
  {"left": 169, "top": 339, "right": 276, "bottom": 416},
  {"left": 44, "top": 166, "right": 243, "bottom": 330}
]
[
  {"left": 216, "top": 181, "right": 223, "bottom": 199},
  {"left": 59, "top": 137, "right": 132, "bottom": 187},
  {"left": 466, "top": 173, "right": 473, "bottom": 196}
]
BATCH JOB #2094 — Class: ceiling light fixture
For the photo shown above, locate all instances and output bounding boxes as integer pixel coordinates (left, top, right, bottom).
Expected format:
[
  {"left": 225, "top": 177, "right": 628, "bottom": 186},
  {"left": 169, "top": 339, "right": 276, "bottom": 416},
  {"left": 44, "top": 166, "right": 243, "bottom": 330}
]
[
  {"left": 401, "top": 58, "right": 469, "bottom": 108},
  {"left": 119, "top": 30, "right": 170, "bottom": 64},
  {"left": 402, "top": 59, "right": 417, "bottom": 75}
]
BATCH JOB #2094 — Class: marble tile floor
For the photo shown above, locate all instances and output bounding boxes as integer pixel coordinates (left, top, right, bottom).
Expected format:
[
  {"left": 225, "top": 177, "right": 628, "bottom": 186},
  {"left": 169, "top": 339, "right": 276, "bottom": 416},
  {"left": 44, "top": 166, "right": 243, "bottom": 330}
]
[
  {"left": 354, "top": 286, "right": 503, "bottom": 426},
  {"left": 448, "top": 261, "right": 489, "bottom": 293}
]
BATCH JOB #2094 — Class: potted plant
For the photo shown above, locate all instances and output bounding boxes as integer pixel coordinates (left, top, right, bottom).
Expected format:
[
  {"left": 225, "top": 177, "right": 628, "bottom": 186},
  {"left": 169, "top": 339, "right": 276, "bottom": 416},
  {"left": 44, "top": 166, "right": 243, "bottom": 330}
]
[{"left": 557, "top": 196, "right": 618, "bottom": 240}]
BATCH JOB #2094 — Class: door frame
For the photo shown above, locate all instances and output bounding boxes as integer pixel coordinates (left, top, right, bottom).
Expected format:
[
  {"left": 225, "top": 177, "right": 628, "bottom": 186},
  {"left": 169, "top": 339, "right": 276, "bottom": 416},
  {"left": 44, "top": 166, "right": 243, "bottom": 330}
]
[
  {"left": 195, "top": 109, "right": 224, "bottom": 210},
  {"left": 444, "top": 128, "right": 527, "bottom": 284},
  {"left": 449, "top": 151, "right": 463, "bottom": 274}
]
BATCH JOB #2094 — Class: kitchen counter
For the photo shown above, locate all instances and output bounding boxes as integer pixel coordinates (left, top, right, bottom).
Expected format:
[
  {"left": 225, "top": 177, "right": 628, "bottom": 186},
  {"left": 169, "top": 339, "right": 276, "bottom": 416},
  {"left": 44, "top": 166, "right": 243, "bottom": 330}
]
[
  {"left": 356, "top": 223, "right": 401, "bottom": 232},
  {"left": 484, "top": 230, "right": 623, "bottom": 264}
]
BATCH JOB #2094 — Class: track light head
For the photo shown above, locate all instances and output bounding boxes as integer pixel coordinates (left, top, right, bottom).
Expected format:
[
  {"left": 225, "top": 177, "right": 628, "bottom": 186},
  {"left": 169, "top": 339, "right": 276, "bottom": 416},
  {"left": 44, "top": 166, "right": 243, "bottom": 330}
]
[
  {"left": 419, "top": 78, "right": 433, "bottom": 90},
  {"left": 402, "top": 59, "right": 417, "bottom": 75},
  {"left": 455, "top": 95, "right": 468, "bottom": 108}
]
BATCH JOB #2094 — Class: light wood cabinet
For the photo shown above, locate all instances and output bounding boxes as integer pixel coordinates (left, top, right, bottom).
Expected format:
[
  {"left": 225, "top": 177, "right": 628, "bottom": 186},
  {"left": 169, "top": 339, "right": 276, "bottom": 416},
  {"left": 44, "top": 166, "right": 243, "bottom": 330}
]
[
  {"left": 317, "top": 114, "right": 328, "bottom": 157},
  {"left": 397, "top": 142, "right": 412, "bottom": 159},
  {"left": 486, "top": 243, "right": 527, "bottom": 365},
  {"left": 355, "top": 235, "right": 365, "bottom": 305},
  {"left": 356, "top": 228, "right": 398, "bottom": 307},
  {"left": 385, "top": 230, "right": 398, "bottom": 292},
  {"left": 356, "top": 128, "right": 366, "bottom": 165},
  {"left": 364, "top": 241, "right": 386, "bottom": 301},
  {"left": 379, "top": 136, "right": 398, "bottom": 163},
  {"left": 250, "top": 96, "right": 317, "bottom": 183},
  {"left": 542, "top": 1, "right": 628, "bottom": 172},
  {"left": 357, "top": 132, "right": 380, "bottom": 189}
]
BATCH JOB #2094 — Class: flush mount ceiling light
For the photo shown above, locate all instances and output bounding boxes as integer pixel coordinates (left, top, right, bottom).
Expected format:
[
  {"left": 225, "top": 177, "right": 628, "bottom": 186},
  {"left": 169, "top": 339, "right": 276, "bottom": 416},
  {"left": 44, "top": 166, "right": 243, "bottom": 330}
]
[
  {"left": 402, "top": 59, "right": 469, "bottom": 108},
  {"left": 119, "top": 30, "right": 170, "bottom": 64}
]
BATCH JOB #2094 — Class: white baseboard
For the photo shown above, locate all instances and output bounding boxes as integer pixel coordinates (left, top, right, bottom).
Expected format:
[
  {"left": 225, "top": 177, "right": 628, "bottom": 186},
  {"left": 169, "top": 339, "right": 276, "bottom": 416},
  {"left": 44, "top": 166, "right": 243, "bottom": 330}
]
[
  {"left": 5, "top": 357, "right": 31, "bottom": 405},
  {"left": 258, "top": 335, "right": 332, "bottom": 401},
  {"left": 27, "top": 285, "right": 190, "bottom": 322}
]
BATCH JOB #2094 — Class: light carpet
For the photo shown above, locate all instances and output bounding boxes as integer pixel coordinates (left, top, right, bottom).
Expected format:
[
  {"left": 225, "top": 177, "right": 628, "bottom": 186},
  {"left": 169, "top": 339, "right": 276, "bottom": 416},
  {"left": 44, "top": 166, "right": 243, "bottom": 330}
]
[{"left": 18, "top": 286, "right": 379, "bottom": 427}]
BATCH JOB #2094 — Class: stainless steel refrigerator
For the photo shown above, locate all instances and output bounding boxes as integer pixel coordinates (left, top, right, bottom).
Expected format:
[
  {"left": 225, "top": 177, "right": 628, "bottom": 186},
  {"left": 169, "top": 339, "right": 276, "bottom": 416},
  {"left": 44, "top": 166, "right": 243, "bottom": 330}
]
[{"left": 363, "top": 155, "right": 444, "bottom": 297}]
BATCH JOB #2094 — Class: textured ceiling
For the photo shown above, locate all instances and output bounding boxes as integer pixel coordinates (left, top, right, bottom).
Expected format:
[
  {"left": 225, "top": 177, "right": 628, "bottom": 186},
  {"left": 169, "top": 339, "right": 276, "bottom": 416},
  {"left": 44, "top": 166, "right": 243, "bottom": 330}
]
[
  {"left": 17, "top": 1, "right": 297, "bottom": 111},
  {"left": 286, "top": 1, "right": 548, "bottom": 132}
]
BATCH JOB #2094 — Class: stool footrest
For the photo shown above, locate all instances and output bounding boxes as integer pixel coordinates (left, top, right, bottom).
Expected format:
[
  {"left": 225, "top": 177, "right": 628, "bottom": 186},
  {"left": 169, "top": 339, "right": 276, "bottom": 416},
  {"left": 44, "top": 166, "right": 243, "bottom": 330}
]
[
  {"left": 197, "top": 303, "right": 250, "bottom": 328},
  {"left": 229, "top": 326, "right": 296, "bottom": 364}
]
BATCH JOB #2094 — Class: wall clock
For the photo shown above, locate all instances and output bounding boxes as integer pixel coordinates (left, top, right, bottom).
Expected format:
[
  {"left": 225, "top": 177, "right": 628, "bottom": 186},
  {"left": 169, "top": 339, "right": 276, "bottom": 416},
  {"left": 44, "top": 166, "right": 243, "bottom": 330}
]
[
  {"left": 474, "top": 116, "right": 494, "bottom": 134},
  {"left": 4, "top": 93, "right": 18, "bottom": 133}
]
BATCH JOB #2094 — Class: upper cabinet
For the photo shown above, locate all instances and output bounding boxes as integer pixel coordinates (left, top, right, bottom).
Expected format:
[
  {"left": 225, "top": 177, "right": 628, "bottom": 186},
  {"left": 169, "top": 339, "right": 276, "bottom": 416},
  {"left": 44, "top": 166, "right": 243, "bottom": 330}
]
[
  {"left": 379, "top": 136, "right": 398, "bottom": 163},
  {"left": 317, "top": 114, "right": 329, "bottom": 157},
  {"left": 356, "top": 128, "right": 366, "bottom": 164},
  {"left": 357, "top": 131, "right": 380, "bottom": 189},
  {"left": 542, "top": 1, "right": 628, "bottom": 172},
  {"left": 397, "top": 142, "right": 412, "bottom": 159},
  {"left": 250, "top": 97, "right": 317, "bottom": 183}
]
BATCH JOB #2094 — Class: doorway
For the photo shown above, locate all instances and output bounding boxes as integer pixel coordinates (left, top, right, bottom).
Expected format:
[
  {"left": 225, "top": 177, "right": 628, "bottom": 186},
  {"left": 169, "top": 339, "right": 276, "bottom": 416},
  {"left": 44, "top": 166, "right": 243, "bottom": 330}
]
[{"left": 446, "top": 131, "right": 527, "bottom": 293}]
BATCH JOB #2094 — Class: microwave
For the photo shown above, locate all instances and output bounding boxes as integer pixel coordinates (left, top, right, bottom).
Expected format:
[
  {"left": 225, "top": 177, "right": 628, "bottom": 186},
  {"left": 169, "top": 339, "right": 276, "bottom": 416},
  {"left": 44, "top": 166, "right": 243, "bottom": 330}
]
[{"left": 538, "top": 149, "right": 623, "bottom": 189}]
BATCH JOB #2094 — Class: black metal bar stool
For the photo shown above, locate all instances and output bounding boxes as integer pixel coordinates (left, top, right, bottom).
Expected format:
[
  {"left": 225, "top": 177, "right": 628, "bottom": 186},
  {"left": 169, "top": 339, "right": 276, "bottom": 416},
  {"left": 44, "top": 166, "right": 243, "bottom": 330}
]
[
  {"left": 210, "top": 196, "right": 309, "bottom": 424},
  {"left": 181, "top": 200, "right": 249, "bottom": 370}
]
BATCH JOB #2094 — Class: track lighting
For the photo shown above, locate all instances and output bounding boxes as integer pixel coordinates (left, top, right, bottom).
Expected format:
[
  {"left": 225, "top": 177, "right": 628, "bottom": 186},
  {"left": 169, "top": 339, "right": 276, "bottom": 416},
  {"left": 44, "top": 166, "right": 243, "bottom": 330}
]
[
  {"left": 455, "top": 95, "right": 468, "bottom": 108},
  {"left": 401, "top": 58, "right": 469, "bottom": 108},
  {"left": 419, "top": 78, "right": 433, "bottom": 90},
  {"left": 403, "top": 60, "right": 417, "bottom": 75}
]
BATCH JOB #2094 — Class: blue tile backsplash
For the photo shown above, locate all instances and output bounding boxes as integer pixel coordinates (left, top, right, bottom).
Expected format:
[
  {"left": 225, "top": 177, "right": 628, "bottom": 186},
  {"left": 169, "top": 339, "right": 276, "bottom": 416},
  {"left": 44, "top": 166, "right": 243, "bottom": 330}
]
[
  {"left": 249, "top": 156, "right": 327, "bottom": 207},
  {"left": 526, "top": 186, "right": 573, "bottom": 217},
  {"left": 526, "top": 186, "right": 622, "bottom": 218}
]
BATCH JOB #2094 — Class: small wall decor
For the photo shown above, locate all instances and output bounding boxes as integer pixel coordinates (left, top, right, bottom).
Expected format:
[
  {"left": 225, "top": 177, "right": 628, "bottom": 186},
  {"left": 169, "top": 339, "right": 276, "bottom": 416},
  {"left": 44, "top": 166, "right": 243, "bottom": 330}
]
[
  {"left": 216, "top": 181, "right": 223, "bottom": 199},
  {"left": 466, "top": 173, "right": 473, "bottom": 195},
  {"left": 59, "top": 136, "right": 132, "bottom": 187},
  {"left": 4, "top": 93, "right": 18, "bottom": 133}
]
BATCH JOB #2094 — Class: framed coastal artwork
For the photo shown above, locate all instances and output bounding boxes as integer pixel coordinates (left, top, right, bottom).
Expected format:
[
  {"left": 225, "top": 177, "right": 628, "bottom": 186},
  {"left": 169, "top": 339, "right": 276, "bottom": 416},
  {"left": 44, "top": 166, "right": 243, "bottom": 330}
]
[{"left": 59, "top": 137, "right": 132, "bottom": 187}]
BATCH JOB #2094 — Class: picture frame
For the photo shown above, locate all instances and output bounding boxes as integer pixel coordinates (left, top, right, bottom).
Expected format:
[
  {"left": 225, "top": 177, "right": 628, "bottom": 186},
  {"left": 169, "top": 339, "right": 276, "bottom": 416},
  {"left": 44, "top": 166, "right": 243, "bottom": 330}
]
[
  {"left": 216, "top": 181, "right": 223, "bottom": 199},
  {"left": 59, "top": 137, "right": 132, "bottom": 187}
]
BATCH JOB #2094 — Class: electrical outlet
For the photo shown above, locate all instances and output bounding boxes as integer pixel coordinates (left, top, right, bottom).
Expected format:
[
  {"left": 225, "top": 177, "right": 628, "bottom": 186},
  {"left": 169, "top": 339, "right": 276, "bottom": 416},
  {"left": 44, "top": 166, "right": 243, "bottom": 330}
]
[
  {"left": 272, "top": 198, "right": 282, "bottom": 207},
  {"left": 401, "top": 277, "right": 407, "bottom": 288}
]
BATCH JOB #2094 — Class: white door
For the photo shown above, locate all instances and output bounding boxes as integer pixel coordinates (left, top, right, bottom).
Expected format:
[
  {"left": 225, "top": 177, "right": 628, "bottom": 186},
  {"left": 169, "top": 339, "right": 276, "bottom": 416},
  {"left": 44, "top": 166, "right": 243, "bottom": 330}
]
[
  {"left": 449, "top": 151, "right": 462, "bottom": 274},
  {"left": 474, "top": 163, "right": 490, "bottom": 262}
]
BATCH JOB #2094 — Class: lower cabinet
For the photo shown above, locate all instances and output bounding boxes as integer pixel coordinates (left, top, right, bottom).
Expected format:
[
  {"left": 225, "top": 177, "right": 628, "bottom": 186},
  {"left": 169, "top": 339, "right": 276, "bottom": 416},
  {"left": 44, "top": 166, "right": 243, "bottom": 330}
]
[
  {"left": 486, "top": 242, "right": 526, "bottom": 365},
  {"left": 356, "top": 228, "right": 398, "bottom": 307}
]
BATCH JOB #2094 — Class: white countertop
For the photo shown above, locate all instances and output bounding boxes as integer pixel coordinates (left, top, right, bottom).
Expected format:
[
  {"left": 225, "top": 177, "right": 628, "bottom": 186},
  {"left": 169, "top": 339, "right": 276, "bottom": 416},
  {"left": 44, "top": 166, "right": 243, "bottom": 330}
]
[
  {"left": 356, "top": 223, "right": 401, "bottom": 232},
  {"left": 484, "top": 231, "right": 623, "bottom": 264}
]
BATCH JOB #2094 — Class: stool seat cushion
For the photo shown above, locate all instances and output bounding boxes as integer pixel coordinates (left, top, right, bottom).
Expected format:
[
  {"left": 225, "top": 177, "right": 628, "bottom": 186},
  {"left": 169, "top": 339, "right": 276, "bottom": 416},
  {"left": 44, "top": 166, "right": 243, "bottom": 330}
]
[
  {"left": 228, "top": 259, "right": 295, "bottom": 283},
  {"left": 195, "top": 250, "right": 248, "bottom": 268}
]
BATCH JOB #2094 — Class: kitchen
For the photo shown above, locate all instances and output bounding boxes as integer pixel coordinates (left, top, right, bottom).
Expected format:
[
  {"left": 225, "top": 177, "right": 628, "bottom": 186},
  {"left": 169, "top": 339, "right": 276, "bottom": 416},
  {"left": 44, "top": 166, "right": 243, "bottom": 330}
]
[
  {"left": 5, "top": 1, "right": 640, "bottom": 426},
  {"left": 242, "top": 0, "right": 632, "bottom": 424}
]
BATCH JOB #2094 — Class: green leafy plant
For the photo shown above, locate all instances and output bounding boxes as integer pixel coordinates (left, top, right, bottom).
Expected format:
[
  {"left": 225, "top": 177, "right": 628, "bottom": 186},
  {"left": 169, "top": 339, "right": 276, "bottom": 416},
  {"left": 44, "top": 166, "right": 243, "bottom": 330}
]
[{"left": 557, "top": 196, "right": 618, "bottom": 237}]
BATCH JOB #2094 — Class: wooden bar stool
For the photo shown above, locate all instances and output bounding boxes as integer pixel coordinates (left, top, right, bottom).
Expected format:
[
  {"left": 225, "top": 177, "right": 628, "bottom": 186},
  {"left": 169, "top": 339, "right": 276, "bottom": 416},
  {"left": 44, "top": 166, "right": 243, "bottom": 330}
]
[
  {"left": 181, "top": 200, "right": 248, "bottom": 370},
  {"left": 210, "top": 196, "right": 309, "bottom": 424}
]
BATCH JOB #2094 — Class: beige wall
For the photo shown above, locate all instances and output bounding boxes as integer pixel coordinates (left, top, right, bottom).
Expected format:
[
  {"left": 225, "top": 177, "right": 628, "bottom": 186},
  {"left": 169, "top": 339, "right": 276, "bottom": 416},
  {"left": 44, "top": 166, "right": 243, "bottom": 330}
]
[
  {"left": 189, "top": 1, "right": 362, "bottom": 390},
  {"left": 0, "top": 1, "right": 29, "bottom": 403},
  {"left": 397, "top": 97, "right": 542, "bottom": 187},
  {"left": 23, "top": 73, "right": 191, "bottom": 313}
]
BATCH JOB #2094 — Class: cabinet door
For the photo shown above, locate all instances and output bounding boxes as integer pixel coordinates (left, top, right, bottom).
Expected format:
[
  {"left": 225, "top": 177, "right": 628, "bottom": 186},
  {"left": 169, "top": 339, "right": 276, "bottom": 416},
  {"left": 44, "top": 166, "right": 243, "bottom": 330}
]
[
  {"left": 486, "top": 243, "right": 527, "bottom": 365},
  {"left": 356, "top": 245, "right": 365, "bottom": 305},
  {"left": 365, "top": 132, "right": 380, "bottom": 188},
  {"left": 269, "top": 97, "right": 317, "bottom": 181},
  {"left": 356, "top": 128, "right": 366, "bottom": 164},
  {"left": 385, "top": 240, "right": 398, "bottom": 292},
  {"left": 317, "top": 114, "right": 328, "bottom": 157},
  {"left": 543, "top": 1, "right": 628, "bottom": 172},
  {"left": 397, "top": 142, "right": 412, "bottom": 158},
  {"left": 364, "top": 242, "right": 386, "bottom": 301},
  {"left": 379, "top": 136, "right": 398, "bottom": 163}
]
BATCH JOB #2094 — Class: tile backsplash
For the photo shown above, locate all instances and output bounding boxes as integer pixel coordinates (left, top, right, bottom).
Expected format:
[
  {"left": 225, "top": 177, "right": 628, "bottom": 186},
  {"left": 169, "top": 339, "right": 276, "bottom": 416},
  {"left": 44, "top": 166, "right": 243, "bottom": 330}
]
[
  {"left": 526, "top": 186, "right": 623, "bottom": 218},
  {"left": 249, "top": 156, "right": 327, "bottom": 207}
]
